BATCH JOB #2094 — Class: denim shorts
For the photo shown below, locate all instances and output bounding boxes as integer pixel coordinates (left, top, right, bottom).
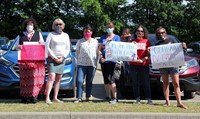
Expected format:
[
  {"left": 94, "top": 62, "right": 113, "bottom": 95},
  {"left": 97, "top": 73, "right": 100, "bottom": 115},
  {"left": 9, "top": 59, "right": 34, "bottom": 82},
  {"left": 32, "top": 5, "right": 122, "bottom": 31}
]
[{"left": 159, "top": 67, "right": 179, "bottom": 75}]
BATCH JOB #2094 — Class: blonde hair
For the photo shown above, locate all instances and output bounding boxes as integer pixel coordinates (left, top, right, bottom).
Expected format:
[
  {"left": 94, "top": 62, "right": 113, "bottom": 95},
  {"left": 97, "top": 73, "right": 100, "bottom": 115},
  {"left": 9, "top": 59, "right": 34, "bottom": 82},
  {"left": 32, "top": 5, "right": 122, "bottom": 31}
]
[{"left": 52, "top": 18, "right": 65, "bottom": 30}]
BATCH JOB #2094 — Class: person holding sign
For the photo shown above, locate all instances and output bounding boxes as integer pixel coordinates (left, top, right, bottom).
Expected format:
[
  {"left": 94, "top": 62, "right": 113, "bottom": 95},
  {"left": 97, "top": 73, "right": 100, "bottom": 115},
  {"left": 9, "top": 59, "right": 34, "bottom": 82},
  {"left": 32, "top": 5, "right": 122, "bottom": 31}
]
[
  {"left": 155, "top": 27, "right": 187, "bottom": 109},
  {"left": 99, "top": 22, "right": 120, "bottom": 104},
  {"left": 45, "top": 18, "right": 70, "bottom": 104},
  {"left": 74, "top": 25, "right": 99, "bottom": 103},
  {"left": 15, "top": 18, "right": 45, "bottom": 104},
  {"left": 129, "top": 25, "right": 153, "bottom": 104}
]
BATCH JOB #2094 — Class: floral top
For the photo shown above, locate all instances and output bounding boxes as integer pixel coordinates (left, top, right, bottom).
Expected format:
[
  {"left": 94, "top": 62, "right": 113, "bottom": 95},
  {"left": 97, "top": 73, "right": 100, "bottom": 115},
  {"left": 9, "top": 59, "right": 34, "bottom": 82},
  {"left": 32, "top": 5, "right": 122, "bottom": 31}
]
[{"left": 76, "top": 38, "right": 99, "bottom": 68}]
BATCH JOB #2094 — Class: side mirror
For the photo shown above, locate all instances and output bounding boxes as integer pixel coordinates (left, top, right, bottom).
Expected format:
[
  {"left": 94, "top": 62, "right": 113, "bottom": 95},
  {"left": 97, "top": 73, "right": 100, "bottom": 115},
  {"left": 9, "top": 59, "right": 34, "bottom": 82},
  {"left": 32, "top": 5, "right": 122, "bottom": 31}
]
[
  {"left": 186, "top": 48, "right": 193, "bottom": 53},
  {"left": 1, "top": 45, "right": 9, "bottom": 50}
]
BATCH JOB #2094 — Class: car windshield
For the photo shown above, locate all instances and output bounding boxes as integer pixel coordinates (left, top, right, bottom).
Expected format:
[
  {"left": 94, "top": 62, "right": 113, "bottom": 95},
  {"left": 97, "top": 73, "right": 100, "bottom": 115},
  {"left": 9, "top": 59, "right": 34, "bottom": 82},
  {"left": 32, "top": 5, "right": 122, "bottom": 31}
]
[{"left": 148, "top": 34, "right": 180, "bottom": 46}]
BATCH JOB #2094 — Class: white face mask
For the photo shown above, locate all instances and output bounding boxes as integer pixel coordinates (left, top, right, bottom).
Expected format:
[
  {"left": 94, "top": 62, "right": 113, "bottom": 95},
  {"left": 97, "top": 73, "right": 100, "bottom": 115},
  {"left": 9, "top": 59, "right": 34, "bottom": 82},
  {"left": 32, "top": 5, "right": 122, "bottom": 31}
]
[{"left": 26, "top": 25, "right": 34, "bottom": 33}]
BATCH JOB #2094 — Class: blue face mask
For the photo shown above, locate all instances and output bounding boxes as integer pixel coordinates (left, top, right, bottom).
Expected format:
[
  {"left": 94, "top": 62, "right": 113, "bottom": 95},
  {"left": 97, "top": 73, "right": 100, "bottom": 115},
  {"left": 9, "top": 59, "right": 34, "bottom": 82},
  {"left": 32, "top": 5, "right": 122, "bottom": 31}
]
[
  {"left": 56, "top": 25, "right": 61, "bottom": 34},
  {"left": 106, "top": 28, "right": 114, "bottom": 34}
]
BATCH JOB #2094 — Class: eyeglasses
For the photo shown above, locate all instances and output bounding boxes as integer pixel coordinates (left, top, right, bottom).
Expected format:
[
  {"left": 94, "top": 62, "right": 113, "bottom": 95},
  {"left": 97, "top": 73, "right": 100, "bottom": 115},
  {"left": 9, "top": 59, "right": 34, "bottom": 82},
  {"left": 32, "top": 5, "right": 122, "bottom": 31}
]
[
  {"left": 55, "top": 23, "right": 62, "bottom": 26},
  {"left": 137, "top": 30, "right": 144, "bottom": 33},
  {"left": 157, "top": 32, "right": 165, "bottom": 34}
]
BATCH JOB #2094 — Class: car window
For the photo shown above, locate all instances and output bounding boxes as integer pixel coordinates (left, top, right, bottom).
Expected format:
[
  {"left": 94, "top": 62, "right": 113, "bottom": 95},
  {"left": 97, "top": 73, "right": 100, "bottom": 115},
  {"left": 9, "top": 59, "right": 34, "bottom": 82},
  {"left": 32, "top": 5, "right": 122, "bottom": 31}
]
[
  {"left": 189, "top": 44, "right": 200, "bottom": 53},
  {"left": 148, "top": 34, "right": 179, "bottom": 46}
]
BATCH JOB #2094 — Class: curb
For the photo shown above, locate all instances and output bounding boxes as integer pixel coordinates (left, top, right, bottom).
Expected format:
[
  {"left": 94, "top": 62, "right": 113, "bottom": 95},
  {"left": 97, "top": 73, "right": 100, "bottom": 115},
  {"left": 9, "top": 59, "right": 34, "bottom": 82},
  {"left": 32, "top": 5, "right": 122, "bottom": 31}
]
[{"left": 0, "top": 112, "right": 199, "bottom": 119}]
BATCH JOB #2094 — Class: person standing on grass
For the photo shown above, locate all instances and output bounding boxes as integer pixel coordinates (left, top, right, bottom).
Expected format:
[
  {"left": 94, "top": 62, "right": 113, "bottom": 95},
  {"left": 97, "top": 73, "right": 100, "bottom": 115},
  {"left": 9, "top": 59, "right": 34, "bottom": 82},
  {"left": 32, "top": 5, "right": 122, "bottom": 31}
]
[
  {"left": 74, "top": 25, "right": 99, "bottom": 103},
  {"left": 99, "top": 22, "right": 121, "bottom": 104},
  {"left": 129, "top": 25, "right": 153, "bottom": 105},
  {"left": 45, "top": 18, "right": 70, "bottom": 104},
  {"left": 155, "top": 26, "right": 187, "bottom": 109},
  {"left": 15, "top": 18, "right": 45, "bottom": 104}
]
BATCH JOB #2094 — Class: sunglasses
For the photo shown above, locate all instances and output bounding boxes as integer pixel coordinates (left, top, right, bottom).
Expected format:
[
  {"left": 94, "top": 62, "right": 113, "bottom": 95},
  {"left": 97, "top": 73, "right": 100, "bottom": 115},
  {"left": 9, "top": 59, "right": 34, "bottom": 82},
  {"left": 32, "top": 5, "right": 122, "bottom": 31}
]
[
  {"left": 137, "top": 30, "right": 144, "bottom": 33},
  {"left": 157, "top": 32, "right": 165, "bottom": 34},
  {"left": 55, "top": 23, "right": 62, "bottom": 26}
]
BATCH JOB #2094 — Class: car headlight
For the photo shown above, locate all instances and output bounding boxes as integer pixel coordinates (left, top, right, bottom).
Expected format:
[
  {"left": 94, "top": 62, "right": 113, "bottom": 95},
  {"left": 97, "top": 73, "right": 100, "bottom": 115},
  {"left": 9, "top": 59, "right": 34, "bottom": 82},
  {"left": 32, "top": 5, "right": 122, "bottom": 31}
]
[
  {"left": 65, "top": 57, "right": 72, "bottom": 65},
  {"left": 185, "top": 59, "right": 198, "bottom": 69},
  {"left": 0, "top": 57, "right": 13, "bottom": 66}
]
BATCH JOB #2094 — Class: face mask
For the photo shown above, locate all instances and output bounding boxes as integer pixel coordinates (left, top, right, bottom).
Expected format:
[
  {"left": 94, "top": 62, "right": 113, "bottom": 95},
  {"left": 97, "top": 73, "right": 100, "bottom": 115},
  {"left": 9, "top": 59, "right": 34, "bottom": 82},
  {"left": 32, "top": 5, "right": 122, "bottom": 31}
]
[
  {"left": 84, "top": 32, "right": 92, "bottom": 39},
  {"left": 26, "top": 25, "right": 34, "bottom": 33},
  {"left": 135, "top": 31, "right": 144, "bottom": 38},
  {"left": 106, "top": 28, "right": 114, "bottom": 34},
  {"left": 158, "top": 34, "right": 165, "bottom": 41},
  {"left": 56, "top": 25, "right": 61, "bottom": 34}
]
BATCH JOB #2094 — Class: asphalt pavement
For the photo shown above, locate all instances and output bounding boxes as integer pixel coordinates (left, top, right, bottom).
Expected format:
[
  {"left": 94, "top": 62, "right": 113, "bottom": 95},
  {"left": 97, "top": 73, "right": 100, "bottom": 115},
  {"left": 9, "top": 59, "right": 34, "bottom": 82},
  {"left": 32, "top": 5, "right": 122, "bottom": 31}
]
[{"left": 0, "top": 66, "right": 200, "bottom": 119}]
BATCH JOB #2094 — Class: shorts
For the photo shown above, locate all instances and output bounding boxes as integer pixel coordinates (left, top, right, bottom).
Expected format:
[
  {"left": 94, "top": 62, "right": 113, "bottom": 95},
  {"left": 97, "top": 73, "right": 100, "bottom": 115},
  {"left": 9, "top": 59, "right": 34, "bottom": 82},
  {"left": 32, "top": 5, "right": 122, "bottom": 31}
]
[
  {"left": 159, "top": 67, "right": 179, "bottom": 75},
  {"left": 47, "top": 57, "right": 65, "bottom": 74},
  {"left": 101, "top": 62, "right": 116, "bottom": 84}
]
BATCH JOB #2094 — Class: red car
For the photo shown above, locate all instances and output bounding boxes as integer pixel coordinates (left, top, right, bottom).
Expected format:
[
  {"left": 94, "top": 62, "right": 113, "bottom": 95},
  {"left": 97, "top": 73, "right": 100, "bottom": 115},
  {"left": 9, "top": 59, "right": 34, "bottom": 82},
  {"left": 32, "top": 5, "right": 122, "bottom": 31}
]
[{"left": 119, "top": 34, "right": 200, "bottom": 99}]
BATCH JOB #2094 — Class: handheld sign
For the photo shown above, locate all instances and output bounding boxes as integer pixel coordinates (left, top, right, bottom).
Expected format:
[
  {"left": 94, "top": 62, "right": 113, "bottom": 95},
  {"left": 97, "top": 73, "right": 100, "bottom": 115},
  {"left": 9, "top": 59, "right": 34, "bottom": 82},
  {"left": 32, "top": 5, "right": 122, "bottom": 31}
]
[
  {"left": 150, "top": 43, "right": 185, "bottom": 69},
  {"left": 18, "top": 45, "right": 45, "bottom": 61},
  {"left": 105, "top": 41, "right": 137, "bottom": 61}
]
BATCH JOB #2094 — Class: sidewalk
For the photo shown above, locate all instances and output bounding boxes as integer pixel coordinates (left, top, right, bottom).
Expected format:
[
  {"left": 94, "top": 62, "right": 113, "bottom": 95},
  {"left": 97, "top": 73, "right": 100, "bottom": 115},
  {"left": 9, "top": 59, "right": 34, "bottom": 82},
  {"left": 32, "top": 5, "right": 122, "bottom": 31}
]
[{"left": 0, "top": 112, "right": 199, "bottom": 119}]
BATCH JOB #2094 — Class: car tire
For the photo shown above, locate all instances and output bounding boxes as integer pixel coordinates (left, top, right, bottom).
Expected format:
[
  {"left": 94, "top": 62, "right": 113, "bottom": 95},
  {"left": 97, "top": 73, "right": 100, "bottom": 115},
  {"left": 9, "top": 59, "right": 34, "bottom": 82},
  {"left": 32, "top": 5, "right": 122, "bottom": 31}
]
[
  {"left": 184, "top": 91, "right": 195, "bottom": 99},
  {"left": 66, "top": 89, "right": 75, "bottom": 98}
]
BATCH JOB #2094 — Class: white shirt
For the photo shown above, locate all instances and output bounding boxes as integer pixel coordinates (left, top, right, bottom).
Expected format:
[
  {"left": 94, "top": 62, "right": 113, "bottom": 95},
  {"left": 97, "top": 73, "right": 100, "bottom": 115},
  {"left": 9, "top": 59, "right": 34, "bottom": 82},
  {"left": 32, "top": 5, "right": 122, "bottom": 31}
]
[
  {"left": 46, "top": 32, "right": 70, "bottom": 59},
  {"left": 76, "top": 38, "right": 99, "bottom": 67}
]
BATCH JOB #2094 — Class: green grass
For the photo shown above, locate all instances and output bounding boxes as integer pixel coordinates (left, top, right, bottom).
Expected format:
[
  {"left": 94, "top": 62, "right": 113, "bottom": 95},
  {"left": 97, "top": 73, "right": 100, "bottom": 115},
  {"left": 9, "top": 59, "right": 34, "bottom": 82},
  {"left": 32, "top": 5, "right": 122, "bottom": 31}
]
[{"left": 0, "top": 101, "right": 199, "bottom": 112}]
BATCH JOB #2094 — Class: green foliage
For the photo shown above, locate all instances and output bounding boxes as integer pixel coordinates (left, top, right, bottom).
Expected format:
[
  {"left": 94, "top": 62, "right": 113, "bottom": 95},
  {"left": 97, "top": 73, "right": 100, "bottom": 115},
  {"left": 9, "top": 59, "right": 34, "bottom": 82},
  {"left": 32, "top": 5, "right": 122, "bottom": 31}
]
[{"left": 0, "top": 0, "right": 199, "bottom": 42}]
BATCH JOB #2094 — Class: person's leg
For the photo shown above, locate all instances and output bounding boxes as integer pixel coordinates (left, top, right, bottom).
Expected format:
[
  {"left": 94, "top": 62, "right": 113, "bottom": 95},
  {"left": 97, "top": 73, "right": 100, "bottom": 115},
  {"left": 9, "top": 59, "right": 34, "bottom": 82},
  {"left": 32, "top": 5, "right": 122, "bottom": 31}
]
[
  {"left": 129, "top": 65, "right": 140, "bottom": 102},
  {"left": 53, "top": 73, "right": 63, "bottom": 102},
  {"left": 170, "top": 73, "right": 187, "bottom": 109},
  {"left": 140, "top": 66, "right": 152, "bottom": 104},
  {"left": 101, "top": 63, "right": 111, "bottom": 99},
  {"left": 75, "top": 66, "right": 86, "bottom": 100},
  {"left": 161, "top": 74, "right": 170, "bottom": 106},
  {"left": 85, "top": 66, "right": 96, "bottom": 100},
  {"left": 45, "top": 72, "right": 56, "bottom": 104}
]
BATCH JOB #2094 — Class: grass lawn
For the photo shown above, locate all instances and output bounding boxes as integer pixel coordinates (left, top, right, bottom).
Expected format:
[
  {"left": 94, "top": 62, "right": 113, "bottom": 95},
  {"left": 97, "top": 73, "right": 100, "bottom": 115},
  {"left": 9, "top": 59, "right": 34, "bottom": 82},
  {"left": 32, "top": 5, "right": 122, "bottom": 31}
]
[{"left": 0, "top": 101, "right": 199, "bottom": 112}]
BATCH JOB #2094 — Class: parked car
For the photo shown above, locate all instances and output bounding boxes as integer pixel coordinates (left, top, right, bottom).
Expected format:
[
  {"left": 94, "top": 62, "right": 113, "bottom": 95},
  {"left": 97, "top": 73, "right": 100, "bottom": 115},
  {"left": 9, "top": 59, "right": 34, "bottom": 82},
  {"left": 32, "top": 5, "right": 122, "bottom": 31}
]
[
  {"left": 0, "top": 32, "right": 76, "bottom": 97},
  {"left": 119, "top": 34, "right": 200, "bottom": 99}
]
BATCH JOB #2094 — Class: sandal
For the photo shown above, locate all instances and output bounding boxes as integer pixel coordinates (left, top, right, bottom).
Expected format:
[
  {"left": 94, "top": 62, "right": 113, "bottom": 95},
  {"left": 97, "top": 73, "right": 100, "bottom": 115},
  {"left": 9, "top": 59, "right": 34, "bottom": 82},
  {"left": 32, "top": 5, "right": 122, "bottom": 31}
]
[
  {"left": 177, "top": 104, "right": 187, "bottom": 109},
  {"left": 164, "top": 102, "right": 170, "bottom": 106},
  {"left": 45, "top": 100, "right": 52, "bottom": 105},
  {"left": 53, "top": 99, "right": 64, "bottom": 103}
]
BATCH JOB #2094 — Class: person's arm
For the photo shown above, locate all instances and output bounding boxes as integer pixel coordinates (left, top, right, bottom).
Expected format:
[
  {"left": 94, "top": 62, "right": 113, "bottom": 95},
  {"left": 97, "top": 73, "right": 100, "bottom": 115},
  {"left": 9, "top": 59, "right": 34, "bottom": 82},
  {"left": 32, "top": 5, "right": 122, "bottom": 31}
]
[
  {"left": 63, "top": 34, "right": 70, "bottom": 58},
  {"left": 75, "top": 39, "right": 80, "bottom": 59},
  {"left": 14, "top": 35, "right": 21, "bottom": 50},
  {"left": 38, "top": 32, "right": 44, "bottom": 44},
  {"left": 46, "top": 33, "right": 58, "bottom": 60}
]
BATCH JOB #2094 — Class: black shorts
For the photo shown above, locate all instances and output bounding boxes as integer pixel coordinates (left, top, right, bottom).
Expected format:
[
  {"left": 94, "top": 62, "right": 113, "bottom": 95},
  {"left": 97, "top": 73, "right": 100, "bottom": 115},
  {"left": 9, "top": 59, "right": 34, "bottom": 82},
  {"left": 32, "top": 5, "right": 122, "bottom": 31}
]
[{"left": 101, "top": 62, "right": 116, "bottom": 84}]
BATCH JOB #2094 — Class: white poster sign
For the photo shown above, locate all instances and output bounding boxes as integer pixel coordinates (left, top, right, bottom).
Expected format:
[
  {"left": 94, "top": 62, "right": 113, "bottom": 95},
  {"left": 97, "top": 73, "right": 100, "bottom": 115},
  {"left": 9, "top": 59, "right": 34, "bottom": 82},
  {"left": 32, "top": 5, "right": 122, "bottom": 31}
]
[
  {"left": 150, "top": 43, "right": 185, "bottom": 69},
  {"left": 105, "top": 41, "right": 137, "bottom": 61}
]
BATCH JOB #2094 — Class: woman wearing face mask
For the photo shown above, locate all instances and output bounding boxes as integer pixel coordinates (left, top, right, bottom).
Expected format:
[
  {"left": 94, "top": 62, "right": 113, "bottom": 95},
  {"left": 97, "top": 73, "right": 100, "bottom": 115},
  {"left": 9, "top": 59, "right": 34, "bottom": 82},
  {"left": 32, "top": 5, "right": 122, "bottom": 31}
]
[
  {"left": 155, "top": 27, "right": 187, "bottom": 109},
  {"left": 99, "top": 22, "right": 120, "bottom": 104},
  {"left": 129, "top": 25, "right": 153, "bottom": 105},
  {"left": 15, "top": 18, "right": 45, "bottom": 104},
  {"left": 74, "top": 25, "right": 99, "bottom": 103},
  {"left": 45, "top": 18, "right": 70, "bottom": 104}
]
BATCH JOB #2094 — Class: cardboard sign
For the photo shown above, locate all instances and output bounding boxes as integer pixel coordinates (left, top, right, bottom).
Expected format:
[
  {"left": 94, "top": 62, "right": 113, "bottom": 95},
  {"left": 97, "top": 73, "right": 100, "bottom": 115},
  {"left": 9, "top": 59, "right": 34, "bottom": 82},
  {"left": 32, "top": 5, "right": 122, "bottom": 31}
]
[
  {"left": 150, "top": 43, "right": 185, "bottom": 69},
  {"left": 105, "top": 41, "right": 137, "bottom": 61},
  {"left": 18, "top": 45, "right": 45, "bottom": 61}
]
